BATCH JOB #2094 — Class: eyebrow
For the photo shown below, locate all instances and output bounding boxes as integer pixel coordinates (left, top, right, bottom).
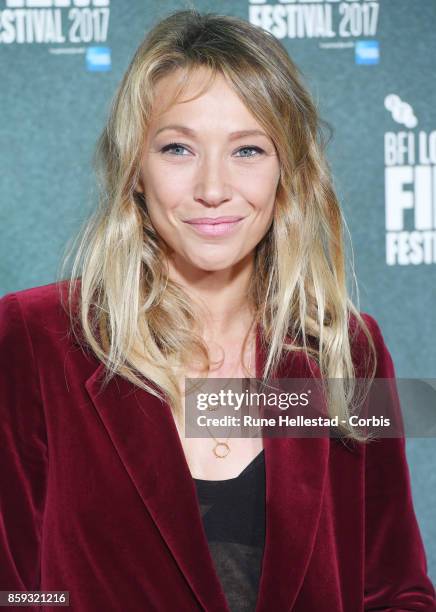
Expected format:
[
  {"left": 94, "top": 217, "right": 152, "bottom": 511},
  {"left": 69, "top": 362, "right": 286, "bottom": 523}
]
[{"left": 154, "top": 124, "right": 269, "bottom": 140}]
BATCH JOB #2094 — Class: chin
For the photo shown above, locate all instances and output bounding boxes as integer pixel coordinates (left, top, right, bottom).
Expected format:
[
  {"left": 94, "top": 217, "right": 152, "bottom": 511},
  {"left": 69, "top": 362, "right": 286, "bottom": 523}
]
[{"left": 189, "top": 257, "right": 235, "bottom": 272}]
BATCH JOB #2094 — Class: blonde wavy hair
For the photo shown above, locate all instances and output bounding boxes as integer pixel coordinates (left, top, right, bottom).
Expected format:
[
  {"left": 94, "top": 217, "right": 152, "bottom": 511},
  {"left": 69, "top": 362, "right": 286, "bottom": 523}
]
[{"left": 58, "top": 8, "right": 377, "bottom": 442}]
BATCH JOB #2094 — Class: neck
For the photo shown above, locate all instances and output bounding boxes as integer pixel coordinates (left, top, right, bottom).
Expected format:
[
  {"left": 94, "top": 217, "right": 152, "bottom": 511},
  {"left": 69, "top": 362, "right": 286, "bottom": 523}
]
[{"left": 167, "top": 251, "right": 255, "bottom": 340}]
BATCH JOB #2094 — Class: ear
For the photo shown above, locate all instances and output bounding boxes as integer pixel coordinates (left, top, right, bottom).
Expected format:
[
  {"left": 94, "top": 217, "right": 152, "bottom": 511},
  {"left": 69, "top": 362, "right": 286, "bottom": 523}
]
[{"left": 135, "top": 176, "right": 144, "bottom": 194}]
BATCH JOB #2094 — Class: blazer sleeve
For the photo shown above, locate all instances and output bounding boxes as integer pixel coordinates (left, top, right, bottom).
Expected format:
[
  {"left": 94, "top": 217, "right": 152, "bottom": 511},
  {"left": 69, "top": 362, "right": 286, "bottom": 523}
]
[
  {"left": 362, "top": 314, "right": 436, "bottom": 611},
  {"left": 0, "top": 292, "right": 48, "bottom": 596}
]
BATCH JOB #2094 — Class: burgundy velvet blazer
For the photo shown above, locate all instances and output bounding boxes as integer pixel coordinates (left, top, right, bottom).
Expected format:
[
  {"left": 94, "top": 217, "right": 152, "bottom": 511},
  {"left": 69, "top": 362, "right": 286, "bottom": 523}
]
[{"left": 0, "top": 281, "right": 435, "bottom": 612}]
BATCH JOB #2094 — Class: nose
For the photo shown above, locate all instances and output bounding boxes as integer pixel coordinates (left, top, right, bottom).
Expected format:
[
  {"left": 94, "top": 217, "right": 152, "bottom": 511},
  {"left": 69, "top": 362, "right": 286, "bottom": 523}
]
[{"left": 193, "top": 153, "right": 232, "bottom": 208}]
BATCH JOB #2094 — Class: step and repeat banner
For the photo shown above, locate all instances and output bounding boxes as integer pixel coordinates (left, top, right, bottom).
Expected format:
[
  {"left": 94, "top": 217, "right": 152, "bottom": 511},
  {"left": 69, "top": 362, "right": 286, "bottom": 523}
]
[{"left": 1, "top": 0, "right": 435, "bottom": 582}]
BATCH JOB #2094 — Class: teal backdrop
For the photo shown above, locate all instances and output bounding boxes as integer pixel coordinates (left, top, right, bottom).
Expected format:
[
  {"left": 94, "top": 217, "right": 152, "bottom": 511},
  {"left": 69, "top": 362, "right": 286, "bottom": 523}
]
[{"left": 1, "top": 0, "right": 435, "bottom": 585}]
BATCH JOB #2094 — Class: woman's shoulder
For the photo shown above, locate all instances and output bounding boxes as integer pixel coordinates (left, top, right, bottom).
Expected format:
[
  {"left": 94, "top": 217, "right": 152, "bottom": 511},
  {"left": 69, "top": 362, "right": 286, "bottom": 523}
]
[
  {"left": 348, "top": 310, "right": 395, "bottom": 379},
  {"left": 349, "top": 310, "right": 384, "bottom": 344},
  {"left": 0, "top": 279, "right": 78, "bottom": 324},
  {"left": 279, "top": 310, "right": 392, "bottom": 379},
  {"left": 0, "top": 279, "right": 81, "bottom": 350}
]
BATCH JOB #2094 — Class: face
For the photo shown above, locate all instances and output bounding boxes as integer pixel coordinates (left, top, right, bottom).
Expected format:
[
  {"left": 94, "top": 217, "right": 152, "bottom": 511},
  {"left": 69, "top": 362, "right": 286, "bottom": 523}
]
[{"left": 137, "top": 67, "right": 281, "bottom": 276}]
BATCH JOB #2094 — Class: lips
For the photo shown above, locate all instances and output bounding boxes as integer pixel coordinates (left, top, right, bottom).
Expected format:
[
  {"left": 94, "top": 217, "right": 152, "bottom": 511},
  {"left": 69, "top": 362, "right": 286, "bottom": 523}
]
[
  {"left": 183, "top": 216, "right": 244, "bottom": 225},
  {"left": 183, "top": 216, "right": 245, "bottom": 237}
]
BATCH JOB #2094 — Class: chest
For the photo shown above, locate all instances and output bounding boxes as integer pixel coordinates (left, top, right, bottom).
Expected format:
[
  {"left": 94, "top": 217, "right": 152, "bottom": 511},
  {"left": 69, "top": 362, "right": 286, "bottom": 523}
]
[{"left": 173, "top": 365, "right": 263, "bottom": 481}]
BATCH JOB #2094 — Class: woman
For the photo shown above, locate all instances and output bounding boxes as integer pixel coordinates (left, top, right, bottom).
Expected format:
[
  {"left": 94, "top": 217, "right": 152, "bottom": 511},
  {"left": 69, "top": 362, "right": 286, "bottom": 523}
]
[{"left": 0, "top": 8, "right": 435, "bottom": 612}]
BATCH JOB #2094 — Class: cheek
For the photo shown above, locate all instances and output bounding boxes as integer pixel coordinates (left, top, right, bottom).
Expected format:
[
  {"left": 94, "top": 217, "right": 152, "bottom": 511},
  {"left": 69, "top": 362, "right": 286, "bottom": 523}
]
[
  {"left": 240, "top": 162, "right": 280, "bottom": 201},
  {"left": 145, "top": 181, "right": 179, "bottom": 221},
  {"left": 142, "top": 156, "right": 181, "bottom": 209},
  {"left": 246, "top": 184, "right": 277, "bottom": 218}
]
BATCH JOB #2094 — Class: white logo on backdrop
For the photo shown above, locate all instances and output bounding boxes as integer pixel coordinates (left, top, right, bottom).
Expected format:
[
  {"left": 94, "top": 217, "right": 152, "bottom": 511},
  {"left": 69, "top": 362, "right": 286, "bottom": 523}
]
[
  {"left": 248, "top": 0, "right": 379, "bottom": 41},
  {"left": 384, "top": 95, "right": 436, "bottom": 265},
  {"left": 384, "top": 94, "right": 418, "bottom": 129},
  {"left": 0, "top": 0, "right": 110, "bottom": 44}
]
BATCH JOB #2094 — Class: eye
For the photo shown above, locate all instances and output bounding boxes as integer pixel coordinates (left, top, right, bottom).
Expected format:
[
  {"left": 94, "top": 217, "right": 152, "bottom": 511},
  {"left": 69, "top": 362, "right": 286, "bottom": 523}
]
[
  {"left": 160, "top": 142, "right": 190, "bottom": 156},
  {"left": 159, "top": 143, "right": 265, "bottom": 158},
  {"left": 235, "top": 146, "right": 265, "bottom": 158}
]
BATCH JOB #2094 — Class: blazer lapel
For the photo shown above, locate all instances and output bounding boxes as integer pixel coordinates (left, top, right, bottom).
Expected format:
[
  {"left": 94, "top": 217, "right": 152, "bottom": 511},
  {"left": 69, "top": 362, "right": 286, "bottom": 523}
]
[
  {"left": 255, "top": 331, "right": 330, "bottom": 611},
  {"left": 85, "top": 325, "right": 329, "bottom": 612},
  {"left": 85, "top": 360, "right": 230, "bottom": 611}
]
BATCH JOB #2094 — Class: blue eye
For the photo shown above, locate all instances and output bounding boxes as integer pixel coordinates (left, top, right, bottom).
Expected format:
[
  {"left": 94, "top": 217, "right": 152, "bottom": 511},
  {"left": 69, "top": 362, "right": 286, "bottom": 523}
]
[
  {"left": 160, "top": 142, "right": 189, "bottom": 155},
  {"left": 160, "top": 143, "right": 265, "bottom": 158},
  {"left": 235, "top": 146, "right": 264, "bottom": 158}
]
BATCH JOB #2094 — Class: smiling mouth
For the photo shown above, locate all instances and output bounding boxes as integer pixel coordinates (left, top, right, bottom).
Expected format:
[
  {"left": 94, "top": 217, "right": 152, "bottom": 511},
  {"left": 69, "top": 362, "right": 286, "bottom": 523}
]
[
  {"left": 183, "top": 218, "right": 244, "bottom": 237},
  {"left": 184, "top": 216, "right": 244, "bottom": 225}
]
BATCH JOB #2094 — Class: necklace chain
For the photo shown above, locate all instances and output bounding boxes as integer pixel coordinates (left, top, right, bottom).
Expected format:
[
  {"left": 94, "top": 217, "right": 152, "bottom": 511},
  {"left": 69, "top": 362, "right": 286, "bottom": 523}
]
[{"left": 205, "top": 330, "right": 255, "bottom": 459}]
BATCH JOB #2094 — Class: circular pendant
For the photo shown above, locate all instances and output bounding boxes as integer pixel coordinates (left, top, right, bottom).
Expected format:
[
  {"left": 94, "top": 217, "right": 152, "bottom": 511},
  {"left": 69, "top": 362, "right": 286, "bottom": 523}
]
[{"left": 213, "top": 442, "right": 230, "bottom": 458}]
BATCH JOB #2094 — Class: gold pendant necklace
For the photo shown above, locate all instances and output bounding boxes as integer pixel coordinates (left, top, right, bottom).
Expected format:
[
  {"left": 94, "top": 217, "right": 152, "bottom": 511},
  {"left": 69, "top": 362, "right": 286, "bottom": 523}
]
[
  {"left": 205, "top": 332, "right": 255, "bottom": 459},
  {"left": 211, "top": 440, "right": 231, "bottom": 459}
]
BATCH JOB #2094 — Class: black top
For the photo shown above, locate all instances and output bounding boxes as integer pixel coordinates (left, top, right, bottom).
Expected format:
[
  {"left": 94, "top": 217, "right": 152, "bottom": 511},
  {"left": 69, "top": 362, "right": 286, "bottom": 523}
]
[{"left": 193, "top": 450, "right": 266, "bottom": 612}]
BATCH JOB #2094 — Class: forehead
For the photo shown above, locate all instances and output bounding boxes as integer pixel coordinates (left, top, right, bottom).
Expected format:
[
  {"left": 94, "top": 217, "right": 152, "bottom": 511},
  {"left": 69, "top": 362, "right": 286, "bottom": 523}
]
[{"left": 149, "top": 67, "right": 246, "bottom": 122}]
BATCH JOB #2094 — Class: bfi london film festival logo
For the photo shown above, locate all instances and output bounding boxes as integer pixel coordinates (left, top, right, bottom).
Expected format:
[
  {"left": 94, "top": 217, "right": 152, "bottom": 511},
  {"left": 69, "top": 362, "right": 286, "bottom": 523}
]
[
  {"left": 248, "top": 0, "right": 380, "bottom": 42},
  {"left": 384, "top": 95, "right": 436, "bottom": 266},
  {"left": 0, "top": 0, "right": 110, "bottom": 45}
]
